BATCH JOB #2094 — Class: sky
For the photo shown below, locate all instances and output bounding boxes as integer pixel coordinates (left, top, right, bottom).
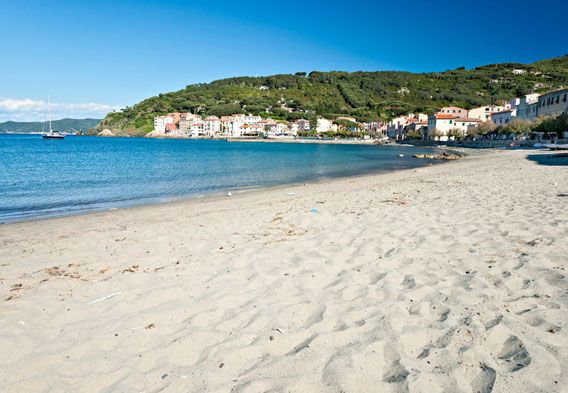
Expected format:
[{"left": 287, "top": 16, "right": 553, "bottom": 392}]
[{"left": 1, "top": 0, "right": 567, "bottom": 121}]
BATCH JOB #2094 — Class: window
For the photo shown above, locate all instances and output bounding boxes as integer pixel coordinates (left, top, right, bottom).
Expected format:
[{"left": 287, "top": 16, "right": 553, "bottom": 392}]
[
  {"left": 564, "top": 94, "right": 567, "bottom": 102},
  {"left": 556, "top": 96, "right": 560, "bottom": 104}
]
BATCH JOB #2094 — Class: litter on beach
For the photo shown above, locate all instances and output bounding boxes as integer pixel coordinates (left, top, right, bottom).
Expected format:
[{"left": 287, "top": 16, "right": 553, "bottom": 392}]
[
  {"left": 310, "top": 208, "right": 318, "bottom": 214},
  {"left": 287, "top": 192, "right": 295, "bottom": 196},
  {"left": 87, "top": 292, "right": 121, "bottom": 305},
  {"left": 226, "top": 191, "right": 233, "bottom": 196}
]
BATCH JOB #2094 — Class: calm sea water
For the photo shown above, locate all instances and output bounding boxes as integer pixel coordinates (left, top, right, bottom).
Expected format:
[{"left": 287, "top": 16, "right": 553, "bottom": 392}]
[{"left": 0, "top": 135, "right": 440, "bottom": 223}]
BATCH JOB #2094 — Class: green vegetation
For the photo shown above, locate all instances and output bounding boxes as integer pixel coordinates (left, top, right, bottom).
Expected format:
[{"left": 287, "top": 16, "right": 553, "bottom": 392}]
[
  {"left": 0, "top": 118, "right": 101, "bottom": 134},
  {"left": 93, "top": 55, "right": 568, "bottom": 135}
]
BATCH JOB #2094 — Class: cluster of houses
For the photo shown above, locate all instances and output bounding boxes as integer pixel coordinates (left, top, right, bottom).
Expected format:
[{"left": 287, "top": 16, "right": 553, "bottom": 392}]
[
  {"left": 153, "top": 87, "right": 568, "bottom": 140},
  {"left": 387, "top": 88, "right": 568, "bottom": 141},
  {"left": 153, "top": 112, "right": 382, "bottom": 138}
]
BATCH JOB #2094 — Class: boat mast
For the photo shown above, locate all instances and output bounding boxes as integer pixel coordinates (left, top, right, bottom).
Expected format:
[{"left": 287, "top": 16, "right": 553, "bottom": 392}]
[{"left": 48, "top": 95, "right": 52, "bottom": 133}]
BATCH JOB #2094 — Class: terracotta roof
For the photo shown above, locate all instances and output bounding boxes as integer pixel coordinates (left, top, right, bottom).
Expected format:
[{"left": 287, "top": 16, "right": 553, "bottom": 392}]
[{"left": 432, "top": 114, "right": 456, "bottom": 119}]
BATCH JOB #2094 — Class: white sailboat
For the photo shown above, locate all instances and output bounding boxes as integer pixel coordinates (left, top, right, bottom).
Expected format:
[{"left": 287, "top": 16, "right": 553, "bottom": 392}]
[{"left": 42, "top": 95, "right": 64, "bottom": 139}]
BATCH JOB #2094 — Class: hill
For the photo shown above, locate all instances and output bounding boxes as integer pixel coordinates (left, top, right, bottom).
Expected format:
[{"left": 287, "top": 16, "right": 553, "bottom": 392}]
[
  {"left": 0, "top": 118, "right": 101, "bottom": 134},
  {"left": 93, "top": 55, "right": 568, "bottom": 136}
]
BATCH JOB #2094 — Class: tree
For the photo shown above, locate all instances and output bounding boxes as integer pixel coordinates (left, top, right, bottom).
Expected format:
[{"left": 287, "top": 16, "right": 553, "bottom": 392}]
[
  {"left": 406, "top": 129, "right": 422, "bottom": 140},
  {"left": 448, "top": 128, "right": 464, "bottom": 140},
  {"left": 477, "top": 121, "right": 497, "bottom": 134}
]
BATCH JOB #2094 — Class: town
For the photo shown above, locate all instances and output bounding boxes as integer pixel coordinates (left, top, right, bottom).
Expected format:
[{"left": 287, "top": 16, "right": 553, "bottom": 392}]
[{"left": 151, "top": 87, "right": 568, "bottom": 142}]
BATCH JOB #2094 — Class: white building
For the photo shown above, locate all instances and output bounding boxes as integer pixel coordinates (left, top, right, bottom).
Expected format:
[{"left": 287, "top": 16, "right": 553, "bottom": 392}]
[
  {"left": 290, "top": 119, "right": 310, "bottom": 133},
  {"left": 468, "top": 105, "right": 509, "bottom": 122},
  {"left": 203, "top": 116, "right": 221, "bottom": 136},
  {"left": 189, "top": 120, "right": 205, "bottom": 137},
  {"left": 491, "top": 109, "right": 517, "bottom": 126},
  {"left": 427, "top": 114, "right": 457, "bottom": 141},
  {"left": 221, "top": 115, "right": 246, "bottom": 136},
  {"left": 244, "top": 114, "right": 262, "bottom": 124},
  {"left": 452, "top": 117, "right": 482, "bottom": 134},
  {"left": 387, "top": 113, "right": 427, "bottom": 139},
  {"left": 516, "top": 94, "right": 540, "bottom": 121},
  {"left": 154, "top": 115, "right": 175, "bottom": 132},
  {"left": 537, "top": 88, "right": 568, "bottom": 118},
  {"left": 316, "top": 118, "right": 335, "bottom": 132},
  {"left": 179, "top": 113, "right": 201, "bottom": 134}
]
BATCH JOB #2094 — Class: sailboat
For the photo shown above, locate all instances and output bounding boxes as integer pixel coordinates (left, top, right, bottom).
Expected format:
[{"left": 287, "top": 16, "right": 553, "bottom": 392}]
[{"left": 42, "top": 95, "right": 64, "bottom": 139}]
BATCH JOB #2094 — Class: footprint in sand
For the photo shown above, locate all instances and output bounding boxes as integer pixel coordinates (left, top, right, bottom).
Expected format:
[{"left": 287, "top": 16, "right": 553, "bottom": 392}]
[
  {"left": 382, "top": 360, "right": 409, "bottom": 384},
  {"left": 471, "top": 364, "right": 496, "bottom": 393},
  {"left": 497, "top": 335, "right": 531, "bottom": 372},
  {"left": 401, "top": 274, "right": 416, "bottom": 289}
]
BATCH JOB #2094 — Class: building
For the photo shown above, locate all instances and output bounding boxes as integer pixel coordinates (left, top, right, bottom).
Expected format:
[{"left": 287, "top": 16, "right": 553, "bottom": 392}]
[
  {"left": 203, "top": 116, "right": 221, "bottom": 136},
  {"left": 316, "top": 118, "right": 334, "bottom": 132},
  {"left": 164, "top": 123, "right": 178, "bottom": 134},
  {"left": 427, "top": 114, "right": 457, "bottom": 141},
  {"left": 244, "top": 114, "right": 262, "bottom": 124},
  {"left": 154, "top": 114, "right": 175, "bottom": 132},
  {"left": 403, "top": 121, "right": 428, "bottom": 139},
  {"left": 491, "top": 109, "right": 517, "bottom": 125},
  {"left": 240, "top": 123, "right": 264, "bottom": 136},
  {"left": 438, "top": 106, "right": 468, "bottom": 117},
  {"left": 179, "top": 113, "right": 201, "bottom": 134},
  {"left": 516, "top": 94, "right": 540, "bottom": 121},
  {"left": 221, "top": 115, "right": 246, "bottom": 136},
  {"left": 452, "top": 117, "right": 482, "bottom": 134},
  {"left": 189, "top": 120, "right": 205, "bottom": 137},
  {"left": 290, "top": 119, "right": 310, "bottom": 133},
  {"left": 467, "top": 105, "right": 509, "bottom": 122},
  {"left": 537, "top": 88, "right": 568, "bottom": 118},
  {"left": 387, "top": 113, "right": 427, "bottom": 140}
]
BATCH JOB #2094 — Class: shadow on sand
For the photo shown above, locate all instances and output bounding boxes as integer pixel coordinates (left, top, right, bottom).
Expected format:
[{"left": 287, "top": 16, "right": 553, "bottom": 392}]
[{"left": 526, "top": 152, "right": 568, "bottom": 167}]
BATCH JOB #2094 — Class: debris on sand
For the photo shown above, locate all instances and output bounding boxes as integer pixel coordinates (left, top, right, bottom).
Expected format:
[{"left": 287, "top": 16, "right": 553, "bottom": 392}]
[{"left": 414, "top": 152, "right": 462, "bottom": 160}]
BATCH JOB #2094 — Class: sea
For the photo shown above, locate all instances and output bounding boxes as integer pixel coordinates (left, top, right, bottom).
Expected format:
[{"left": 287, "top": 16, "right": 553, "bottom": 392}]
[{"left": 0, "top": 134, "right": 441, "bottom": 223}]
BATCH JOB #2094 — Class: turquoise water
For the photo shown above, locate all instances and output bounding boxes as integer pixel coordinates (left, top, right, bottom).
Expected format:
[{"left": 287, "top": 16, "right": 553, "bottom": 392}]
[{"left": 0, "top": 135, "right": 440, "bottom": 223}]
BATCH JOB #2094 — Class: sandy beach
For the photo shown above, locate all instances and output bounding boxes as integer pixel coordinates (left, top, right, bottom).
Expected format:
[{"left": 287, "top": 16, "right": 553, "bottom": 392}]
[{"left": 1, "top": 149, "right": 567, "bottom": 393}]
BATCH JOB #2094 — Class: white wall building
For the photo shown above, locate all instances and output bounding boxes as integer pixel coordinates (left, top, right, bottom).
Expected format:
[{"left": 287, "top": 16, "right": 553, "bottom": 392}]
[
  {"left": 427, "top": 114, "right": 457, "bottom": 141},
  {"left": 316, "top": 118, "right": 334, "bottom": 132},
  {"left": 154, "top": 115, "right": 175, "bottom": 132},
  {"left": 537, "top": 88, "right": 568, "bottom": 118},
  {"left": 179, "top": 113, "right": 201, "bottom": 134},
  {"left": 467, "top": 105, "right": 509, "bottom": 122},
  {"left": 491, "top": 109, "right": 517, "bottom": 125},
  {"left": 203, "top": 116, "right": 221, "bottom": 136},
  {"left": 244, "top": 114, "right": 262, "bottom": 124},
  {"left": 516, "top": 94, "right": 540, "bottom": 121}
]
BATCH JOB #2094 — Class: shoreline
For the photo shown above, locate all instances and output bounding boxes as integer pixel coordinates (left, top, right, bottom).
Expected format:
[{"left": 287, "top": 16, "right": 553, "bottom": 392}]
[
  {"left": 1, "top": 148, "right": 566, "bottom": 392},
  {"left": 0, "top": 144, "right": 455, "bottom": 226}
]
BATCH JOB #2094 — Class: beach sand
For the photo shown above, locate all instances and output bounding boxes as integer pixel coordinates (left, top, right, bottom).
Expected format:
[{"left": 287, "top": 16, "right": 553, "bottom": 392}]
[{"left": 1, "top": 149, "right": 567, "bottom": 392}]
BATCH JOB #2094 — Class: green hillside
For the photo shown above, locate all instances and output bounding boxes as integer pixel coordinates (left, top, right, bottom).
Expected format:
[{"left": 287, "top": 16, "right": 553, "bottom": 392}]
[
  {"left": 93, "top": 55, "right": 568, "bottom": 136},
  {"left": 0, "top": 118, "right": 101, "bottom": 134}
]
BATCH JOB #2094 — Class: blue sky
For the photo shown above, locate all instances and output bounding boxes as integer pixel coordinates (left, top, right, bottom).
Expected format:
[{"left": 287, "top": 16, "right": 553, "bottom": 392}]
[{"left": 1, "top": 0, "right": 567, "bottom": 121}]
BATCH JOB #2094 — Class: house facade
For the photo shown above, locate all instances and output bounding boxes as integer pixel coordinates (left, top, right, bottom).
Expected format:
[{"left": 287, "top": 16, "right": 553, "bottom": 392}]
[
  {"left": 467, "top": 105, "right": 509, "bottom": 122},
  {"left": 154, "top": 114, "right": 175, "bottom": 132},
  {"left": 491, "top": 109, "right": 517, "bottom": 126},
  {"left": 427, "top": 114, "right": 456, "bottom": 140},
  {"left": 516, "top": 94, "right": 540, "bottom": 121},
  {"left": 438, "top": 106, "right": 468, "bottom": 118},
  {"left": 537, "top": 88, "right": 568, "bottom": 118}
]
